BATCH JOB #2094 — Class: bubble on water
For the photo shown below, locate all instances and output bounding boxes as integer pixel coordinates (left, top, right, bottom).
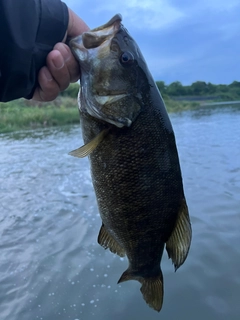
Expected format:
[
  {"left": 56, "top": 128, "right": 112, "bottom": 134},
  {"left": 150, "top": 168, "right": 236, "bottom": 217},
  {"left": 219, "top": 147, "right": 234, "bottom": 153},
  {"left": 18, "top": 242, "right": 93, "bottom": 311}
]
[
  {"left": 104, "top": 274, "right": 108, "bottom": 277},
  {"left": 90, "top": 300, "right": 94, "bottom": 304},
  {"left": 115, "top": 290, "right": 118, "bottom": 293},
  {"left": 81, "top": 303, "right": 85, "bottom": 306},
  {"left": 120, "top": 257, "right": 124, "bottom": 261},
  {"left": 93, "top": 284, "right": 96, "bottom": 287},
  {"left": 107, "top": 265, "right": 110, "bottom": 268},
  {"left": 71, "top": 282, "right": 75, "bottom": 285},
  {"left": 107, "top": 285, "right": 111, "bottom": 289},
  {"left": 90, "top": 268, "right": 94, "bottom": 271},
  {"left": 101, "top": 284, "right": 106, "bottom": 288}
]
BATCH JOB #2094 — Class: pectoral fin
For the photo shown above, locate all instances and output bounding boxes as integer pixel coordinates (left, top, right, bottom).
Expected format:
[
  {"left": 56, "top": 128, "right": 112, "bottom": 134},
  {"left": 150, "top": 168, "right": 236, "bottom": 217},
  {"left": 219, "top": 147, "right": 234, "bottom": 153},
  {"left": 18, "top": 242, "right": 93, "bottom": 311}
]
[
  {"left": 68, "top": 128, "right": 109, "bottom": 158},
  {"left": 98, "top": 224, "right": 125, "bottom": 257},
  {"left": 166, "top": 198, "right": 192, "bottom": 271}
]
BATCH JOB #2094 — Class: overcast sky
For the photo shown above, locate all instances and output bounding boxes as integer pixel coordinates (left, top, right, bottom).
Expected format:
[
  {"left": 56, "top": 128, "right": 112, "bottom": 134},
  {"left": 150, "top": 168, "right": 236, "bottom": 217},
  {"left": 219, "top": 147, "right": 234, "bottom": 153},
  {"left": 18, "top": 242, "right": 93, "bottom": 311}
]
[{"left": 64, "top": 0, "right": 240, "bottom": 85}]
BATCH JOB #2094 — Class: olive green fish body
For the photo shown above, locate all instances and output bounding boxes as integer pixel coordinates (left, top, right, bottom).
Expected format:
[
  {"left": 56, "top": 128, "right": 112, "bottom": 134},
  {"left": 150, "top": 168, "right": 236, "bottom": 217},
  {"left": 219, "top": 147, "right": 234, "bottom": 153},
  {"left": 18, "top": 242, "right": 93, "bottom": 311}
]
[{"left": 70, "top": 14, "right": 191, "bottom": 312}]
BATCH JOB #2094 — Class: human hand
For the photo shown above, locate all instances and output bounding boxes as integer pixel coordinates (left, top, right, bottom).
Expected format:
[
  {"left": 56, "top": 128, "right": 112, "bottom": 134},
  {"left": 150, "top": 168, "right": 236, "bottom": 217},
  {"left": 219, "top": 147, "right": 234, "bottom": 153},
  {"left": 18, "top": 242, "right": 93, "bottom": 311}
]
[{"left": 32, "top": 8, "right": 89, "bottom": 101}]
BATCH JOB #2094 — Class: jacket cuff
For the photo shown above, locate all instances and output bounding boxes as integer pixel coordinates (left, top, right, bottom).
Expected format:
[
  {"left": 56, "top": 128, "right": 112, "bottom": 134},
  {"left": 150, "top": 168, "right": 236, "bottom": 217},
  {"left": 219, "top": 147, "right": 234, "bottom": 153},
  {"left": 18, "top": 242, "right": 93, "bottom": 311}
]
[
  {"left": 37, "top": 0, "right": 69, "bottom": 47},
  {"left": 26, "top": 0, "right": 69, "bottom": 99}
]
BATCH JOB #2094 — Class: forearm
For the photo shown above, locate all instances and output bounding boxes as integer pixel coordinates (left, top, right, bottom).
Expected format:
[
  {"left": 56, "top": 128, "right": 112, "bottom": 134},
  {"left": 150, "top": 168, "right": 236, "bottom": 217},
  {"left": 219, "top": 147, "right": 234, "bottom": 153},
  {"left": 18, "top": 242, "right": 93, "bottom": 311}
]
[{"left": 0, "top": 0, "right": 68, "bottom": 102}]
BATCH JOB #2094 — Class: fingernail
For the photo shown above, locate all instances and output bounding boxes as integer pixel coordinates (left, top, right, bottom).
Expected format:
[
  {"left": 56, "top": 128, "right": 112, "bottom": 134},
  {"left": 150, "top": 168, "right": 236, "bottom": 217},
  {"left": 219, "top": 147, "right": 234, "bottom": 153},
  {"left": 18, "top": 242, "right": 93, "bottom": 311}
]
[{"left": 53, "top": 54, "right": 64, "bottom": 69}]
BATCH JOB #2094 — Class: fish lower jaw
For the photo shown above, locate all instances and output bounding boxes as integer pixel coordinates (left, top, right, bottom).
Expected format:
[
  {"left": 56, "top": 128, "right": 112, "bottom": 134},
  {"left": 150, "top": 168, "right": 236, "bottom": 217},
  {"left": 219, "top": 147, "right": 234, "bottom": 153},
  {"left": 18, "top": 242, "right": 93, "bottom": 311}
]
[
  {"left": 86, "top": 105, "right": 132, "bottom": 127},
  {"left": 94, "top": 93, "right": 127, "bottom": 105}
]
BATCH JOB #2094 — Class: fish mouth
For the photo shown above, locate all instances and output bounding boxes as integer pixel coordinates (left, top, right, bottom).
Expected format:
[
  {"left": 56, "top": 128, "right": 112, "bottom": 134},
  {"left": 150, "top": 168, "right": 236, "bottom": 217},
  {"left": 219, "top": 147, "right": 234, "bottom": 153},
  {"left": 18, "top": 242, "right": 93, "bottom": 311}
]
[
  {"left": 94, "top": 93, "right": 127, "bottom": 106},
  {"left": 70, "top": 14, "right": 122, "bottom": 52}
]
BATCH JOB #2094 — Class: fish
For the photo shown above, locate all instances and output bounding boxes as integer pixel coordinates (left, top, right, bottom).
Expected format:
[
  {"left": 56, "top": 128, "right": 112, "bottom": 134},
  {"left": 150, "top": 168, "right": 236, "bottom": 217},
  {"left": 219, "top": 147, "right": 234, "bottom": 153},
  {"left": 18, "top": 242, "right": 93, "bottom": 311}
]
[{"left": 69, "top": 14, "right": 192, "bottom": 312}]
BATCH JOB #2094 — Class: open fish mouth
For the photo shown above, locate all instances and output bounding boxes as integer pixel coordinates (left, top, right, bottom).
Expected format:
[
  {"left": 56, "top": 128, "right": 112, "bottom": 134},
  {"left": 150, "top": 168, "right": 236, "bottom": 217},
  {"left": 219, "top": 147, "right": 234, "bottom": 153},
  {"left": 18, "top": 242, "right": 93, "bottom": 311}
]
[{"left": 70, "top": 14, "right": 122, "bottom": 52}]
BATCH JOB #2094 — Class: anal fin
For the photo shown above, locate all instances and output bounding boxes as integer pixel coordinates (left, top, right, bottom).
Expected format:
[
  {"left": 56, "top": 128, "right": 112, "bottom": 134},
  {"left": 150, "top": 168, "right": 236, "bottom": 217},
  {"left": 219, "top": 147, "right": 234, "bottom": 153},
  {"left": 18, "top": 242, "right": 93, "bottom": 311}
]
[
  {"left": 166, "top": 198, "right": 192, "bottom": 271},
  {"left": 98, "top": 224, "right": 125, "bottom": 257}
]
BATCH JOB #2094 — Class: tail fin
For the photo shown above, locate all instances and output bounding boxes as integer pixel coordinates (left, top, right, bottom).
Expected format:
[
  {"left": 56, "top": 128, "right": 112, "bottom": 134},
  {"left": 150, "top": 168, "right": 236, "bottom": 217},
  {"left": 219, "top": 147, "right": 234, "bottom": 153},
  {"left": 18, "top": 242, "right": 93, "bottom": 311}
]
[{"left": 118, "top": 269, "right": 164, "bottom": 312}]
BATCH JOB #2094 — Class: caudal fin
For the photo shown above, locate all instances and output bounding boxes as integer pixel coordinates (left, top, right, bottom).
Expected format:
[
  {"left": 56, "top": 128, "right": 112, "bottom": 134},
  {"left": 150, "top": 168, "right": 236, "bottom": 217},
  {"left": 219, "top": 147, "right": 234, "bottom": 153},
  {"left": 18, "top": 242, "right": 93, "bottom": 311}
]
[{"left": 118, "top": 269, "right": 164, "bottom": 312}]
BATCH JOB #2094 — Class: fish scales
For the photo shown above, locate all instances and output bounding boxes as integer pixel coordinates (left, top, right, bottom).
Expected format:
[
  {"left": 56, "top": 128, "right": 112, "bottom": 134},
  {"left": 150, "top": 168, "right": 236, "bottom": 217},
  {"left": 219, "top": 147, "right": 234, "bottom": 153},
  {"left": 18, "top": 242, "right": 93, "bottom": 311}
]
[{"left": 69, "top": 14, "right": 191, "bottom": 312}]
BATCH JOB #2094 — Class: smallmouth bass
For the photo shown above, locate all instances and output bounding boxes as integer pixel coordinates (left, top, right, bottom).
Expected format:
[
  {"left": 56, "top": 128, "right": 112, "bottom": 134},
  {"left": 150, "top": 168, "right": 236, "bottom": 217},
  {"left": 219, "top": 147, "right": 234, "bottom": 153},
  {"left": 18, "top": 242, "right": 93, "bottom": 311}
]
[{"left": 69, "top": 14, "right": 192, "bottom": 312}]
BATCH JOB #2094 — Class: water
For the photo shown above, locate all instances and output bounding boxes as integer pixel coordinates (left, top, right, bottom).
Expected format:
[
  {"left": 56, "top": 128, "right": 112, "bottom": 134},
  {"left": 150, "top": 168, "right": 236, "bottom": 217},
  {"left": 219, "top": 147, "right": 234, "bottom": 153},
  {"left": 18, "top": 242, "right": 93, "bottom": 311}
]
[{"left": 0, "top": 105, "right": 240, "bottom": 320}]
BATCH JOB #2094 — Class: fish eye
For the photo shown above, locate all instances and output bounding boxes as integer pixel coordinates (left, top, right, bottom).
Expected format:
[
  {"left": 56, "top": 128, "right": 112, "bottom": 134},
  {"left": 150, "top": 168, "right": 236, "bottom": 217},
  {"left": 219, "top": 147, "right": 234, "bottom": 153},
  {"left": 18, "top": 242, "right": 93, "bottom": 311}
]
[{"left": 120, "top": 52, "right": 134, "bottom": 66}]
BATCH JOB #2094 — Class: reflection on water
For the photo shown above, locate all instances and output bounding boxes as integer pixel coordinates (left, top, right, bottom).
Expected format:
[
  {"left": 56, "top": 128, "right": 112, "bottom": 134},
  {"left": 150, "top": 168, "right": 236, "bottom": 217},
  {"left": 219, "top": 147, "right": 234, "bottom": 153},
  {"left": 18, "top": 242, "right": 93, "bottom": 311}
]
[{"left": 0, "top": 105, "right": 240, "bottom": 320}]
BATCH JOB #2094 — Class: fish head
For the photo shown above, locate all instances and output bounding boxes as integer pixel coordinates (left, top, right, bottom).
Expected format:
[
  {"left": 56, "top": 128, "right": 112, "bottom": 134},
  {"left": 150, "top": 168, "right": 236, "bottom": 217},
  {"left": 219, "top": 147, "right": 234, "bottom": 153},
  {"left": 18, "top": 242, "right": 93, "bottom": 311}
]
[{"left": 70, "top": 14, "right": 153, "bottom": 128}]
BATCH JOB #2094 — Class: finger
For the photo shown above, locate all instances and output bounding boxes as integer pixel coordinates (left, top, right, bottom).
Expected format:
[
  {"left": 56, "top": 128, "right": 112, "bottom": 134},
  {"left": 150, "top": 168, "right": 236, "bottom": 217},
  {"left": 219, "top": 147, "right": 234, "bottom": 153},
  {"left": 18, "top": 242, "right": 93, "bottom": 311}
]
[
  {"left": 67, "top": 8, "right": 90, "bottom": 37},
  {"left": 46, "top": 49, "right": 71, "bottom": 91},
  {"left": 32, "top": 67, "right": 60, "bottom": 101},
  {"left": 54, "top": 43, "right": 80, "bottom": 83}
]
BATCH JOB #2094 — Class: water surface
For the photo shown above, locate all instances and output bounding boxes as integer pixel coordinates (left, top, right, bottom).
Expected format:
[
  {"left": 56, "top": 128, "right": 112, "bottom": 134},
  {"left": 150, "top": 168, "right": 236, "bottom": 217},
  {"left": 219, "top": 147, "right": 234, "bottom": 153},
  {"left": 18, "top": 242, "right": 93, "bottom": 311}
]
[{"left": 0, "top": 105, "right": 240, "bottom": 320}]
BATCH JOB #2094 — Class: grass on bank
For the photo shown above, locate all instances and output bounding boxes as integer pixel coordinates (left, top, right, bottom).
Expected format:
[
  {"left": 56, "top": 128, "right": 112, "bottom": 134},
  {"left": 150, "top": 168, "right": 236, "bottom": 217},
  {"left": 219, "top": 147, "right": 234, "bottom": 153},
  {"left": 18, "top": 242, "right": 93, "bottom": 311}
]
[
  {"left": 0, "top": 96, "right": 199, "bottom": 134},
  {"left": 0, "top": 97, "right": 79, "bottom": 134}
]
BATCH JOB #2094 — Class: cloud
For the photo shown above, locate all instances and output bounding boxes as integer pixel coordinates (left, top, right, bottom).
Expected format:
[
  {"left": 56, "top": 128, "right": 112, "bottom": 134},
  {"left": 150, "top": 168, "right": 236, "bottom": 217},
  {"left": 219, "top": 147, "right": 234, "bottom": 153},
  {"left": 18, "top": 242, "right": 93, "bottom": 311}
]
[
  {"left": 64, "top": 0, "right": 240, "bottom": 84},
  {"left": 93, "top": 0, "right": 185, "bottom": 30}
]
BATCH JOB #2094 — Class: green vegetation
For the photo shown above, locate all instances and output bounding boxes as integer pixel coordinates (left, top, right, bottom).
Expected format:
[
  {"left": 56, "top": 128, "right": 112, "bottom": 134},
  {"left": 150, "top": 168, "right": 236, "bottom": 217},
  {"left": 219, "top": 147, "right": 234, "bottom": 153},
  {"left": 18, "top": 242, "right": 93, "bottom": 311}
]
[
  {"left": 156, "top": 80, "right": 240, "bottom": 101},
  {"left": 1, "top": 81, "right": 239, "bottom": 134},
  {"left": 163, "top": 96, "right": 199, "bottom": 113},
  {"left": 0, "top": 96, "right": 79, "bottom": 134}
]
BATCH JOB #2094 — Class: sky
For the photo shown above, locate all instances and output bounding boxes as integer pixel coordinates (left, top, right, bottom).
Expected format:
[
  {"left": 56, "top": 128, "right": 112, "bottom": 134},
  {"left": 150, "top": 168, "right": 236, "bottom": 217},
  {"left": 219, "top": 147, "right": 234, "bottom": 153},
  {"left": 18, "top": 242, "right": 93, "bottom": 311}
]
[{"left": 64, "top": 0, "right": 240, "bottom": 85}]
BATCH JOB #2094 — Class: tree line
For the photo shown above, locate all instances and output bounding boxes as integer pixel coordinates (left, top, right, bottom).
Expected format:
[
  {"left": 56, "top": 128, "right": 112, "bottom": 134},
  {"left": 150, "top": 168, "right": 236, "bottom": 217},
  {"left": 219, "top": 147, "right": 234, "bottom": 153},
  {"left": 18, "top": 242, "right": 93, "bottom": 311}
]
[{"left": 156, "top": 80, "right": 240, "bottom": 100}]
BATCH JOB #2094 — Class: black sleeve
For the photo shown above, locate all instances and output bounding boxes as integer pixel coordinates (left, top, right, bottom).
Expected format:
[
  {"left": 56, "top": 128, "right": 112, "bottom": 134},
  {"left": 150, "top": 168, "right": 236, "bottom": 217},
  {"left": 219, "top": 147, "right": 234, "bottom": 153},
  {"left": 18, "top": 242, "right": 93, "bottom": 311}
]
[{"left": 0, "top": 0, "right": 69, "bottom": 102}]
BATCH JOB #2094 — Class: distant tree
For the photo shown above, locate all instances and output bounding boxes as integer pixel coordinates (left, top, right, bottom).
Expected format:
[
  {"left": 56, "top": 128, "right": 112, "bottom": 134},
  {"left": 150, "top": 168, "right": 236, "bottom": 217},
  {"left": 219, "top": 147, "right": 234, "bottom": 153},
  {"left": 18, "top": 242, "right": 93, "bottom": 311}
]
[
  {"left": 229, "top": 81, "right": 240, "bottom": 89},
  {"left": 166, "top": 81, "right": 186, "bottom": 96},
  {"left": 207, "top": 82, "right": 216, "bottom": 94},
  {"left": 190, "top": 81, "right": 208, "bottom": 95},
  {"left": 215, "top": 84, "right": 228, "bottom": 93}
]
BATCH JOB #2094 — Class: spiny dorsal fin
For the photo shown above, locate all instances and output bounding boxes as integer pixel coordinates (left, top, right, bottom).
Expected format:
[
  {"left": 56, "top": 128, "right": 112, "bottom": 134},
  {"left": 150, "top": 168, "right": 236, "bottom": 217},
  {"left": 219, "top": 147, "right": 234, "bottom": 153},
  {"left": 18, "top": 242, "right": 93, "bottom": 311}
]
[
  {"left": 68, "top": 128, "right": 109, "bottom": 158},
  {"left": 98, "top": 224, "right": 125, "bottom": 257},
  {"left": 118, "top": 269, "right": 164, "bottom": 312},
  {"left": 166, "top": 198, "right": 192, "bottom": 271}
]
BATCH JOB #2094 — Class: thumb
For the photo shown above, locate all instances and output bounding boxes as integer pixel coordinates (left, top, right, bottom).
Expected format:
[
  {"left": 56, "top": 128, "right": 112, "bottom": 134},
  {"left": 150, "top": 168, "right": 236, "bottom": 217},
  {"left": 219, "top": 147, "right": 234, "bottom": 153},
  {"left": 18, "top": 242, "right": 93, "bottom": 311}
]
[{"left": 67, "top": 8, "right": 90, "bottom": 38}]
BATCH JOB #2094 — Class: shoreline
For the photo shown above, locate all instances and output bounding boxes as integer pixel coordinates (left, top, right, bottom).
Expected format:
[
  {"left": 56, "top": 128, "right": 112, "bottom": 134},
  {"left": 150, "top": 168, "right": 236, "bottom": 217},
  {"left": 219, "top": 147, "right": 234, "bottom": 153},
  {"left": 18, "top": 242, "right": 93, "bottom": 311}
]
[{"left": 1, "top": 97, "right": 239, "bottom": 134}]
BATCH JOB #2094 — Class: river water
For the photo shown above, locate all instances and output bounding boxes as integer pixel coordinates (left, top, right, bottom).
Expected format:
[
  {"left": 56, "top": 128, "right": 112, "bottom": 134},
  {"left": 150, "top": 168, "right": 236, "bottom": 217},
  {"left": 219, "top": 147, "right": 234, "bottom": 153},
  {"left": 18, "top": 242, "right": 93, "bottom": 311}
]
[{"left": 0, "top": 105, "right": 240, "bottom": 320}]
